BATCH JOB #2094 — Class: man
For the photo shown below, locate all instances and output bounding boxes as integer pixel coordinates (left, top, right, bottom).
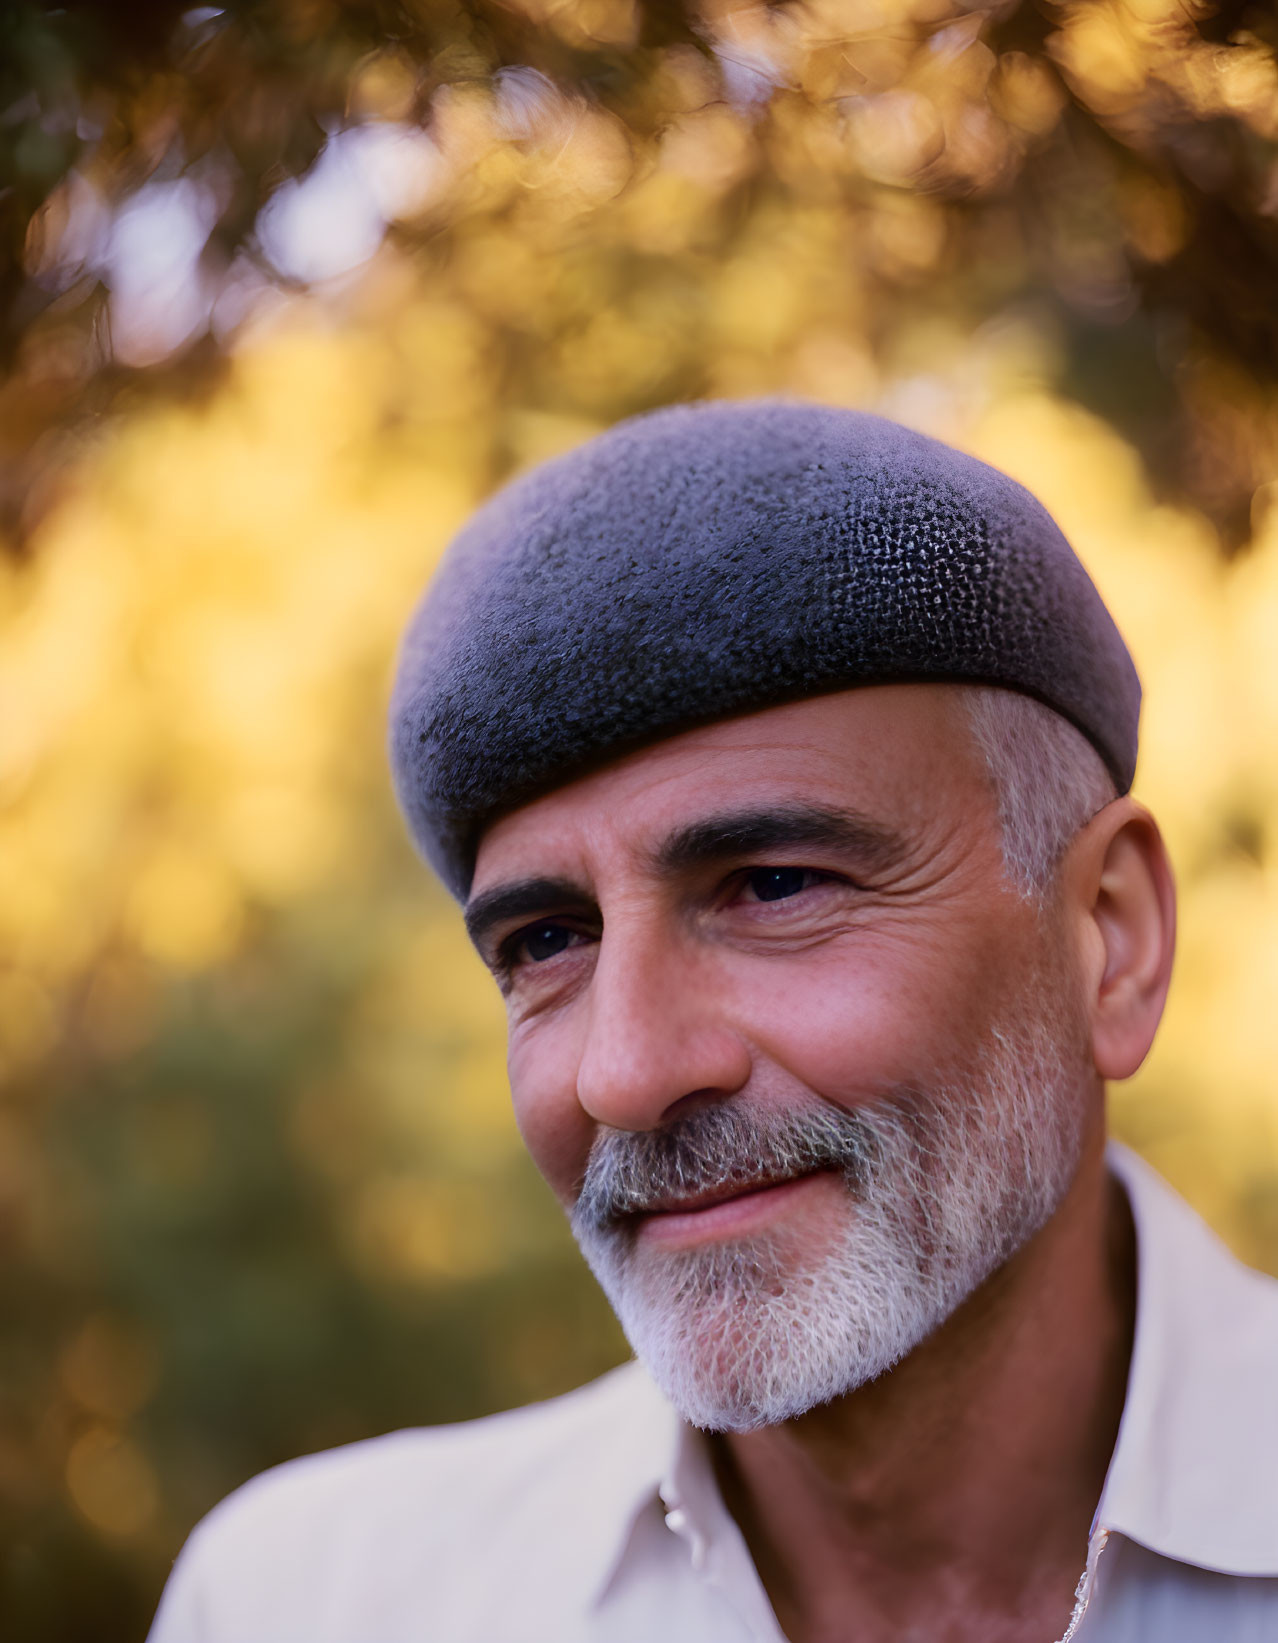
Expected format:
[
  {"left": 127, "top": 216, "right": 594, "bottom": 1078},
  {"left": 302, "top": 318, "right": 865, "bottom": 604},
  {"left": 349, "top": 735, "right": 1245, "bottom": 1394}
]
[{"left": 149, "top": 401, "right": 1278, "bottom": 1641}]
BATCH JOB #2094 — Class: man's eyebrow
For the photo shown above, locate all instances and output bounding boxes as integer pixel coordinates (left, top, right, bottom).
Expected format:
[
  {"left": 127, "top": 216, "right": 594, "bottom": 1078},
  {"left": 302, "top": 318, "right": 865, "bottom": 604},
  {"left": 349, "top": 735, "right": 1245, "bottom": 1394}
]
[
  {"left": 650, "top": 804, "right": 909, "bottom": 877},
  {"left": 464, "top": 806, "right": 906, "bottom": 953},
  {"left": 464, "top": 876, "right": 594, "bottom": 955}
]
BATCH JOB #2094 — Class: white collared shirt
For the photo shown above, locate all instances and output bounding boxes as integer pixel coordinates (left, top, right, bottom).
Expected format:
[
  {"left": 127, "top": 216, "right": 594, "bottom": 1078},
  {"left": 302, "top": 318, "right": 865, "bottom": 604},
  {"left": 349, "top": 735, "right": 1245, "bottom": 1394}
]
[{"left": 147, "top": 1144, "right": 1278, "bottom": 1642}]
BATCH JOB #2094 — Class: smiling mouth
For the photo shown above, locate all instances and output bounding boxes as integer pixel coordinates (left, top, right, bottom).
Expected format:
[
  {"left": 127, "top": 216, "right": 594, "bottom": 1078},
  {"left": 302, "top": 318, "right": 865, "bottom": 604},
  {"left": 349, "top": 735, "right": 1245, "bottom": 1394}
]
[
  {"left": 638, "top": 1172, "right": 815, "bottom": 1218},
  {"left": 627, "top": 1168, "right": 839, "bottom": 1246}
]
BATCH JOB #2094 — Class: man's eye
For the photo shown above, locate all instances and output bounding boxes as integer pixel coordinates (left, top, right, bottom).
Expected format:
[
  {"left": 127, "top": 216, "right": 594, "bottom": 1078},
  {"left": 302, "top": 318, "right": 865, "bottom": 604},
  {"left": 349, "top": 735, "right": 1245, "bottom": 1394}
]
[
  {"left": 744, "top": 867, "right": 823, "bottom": 903},
  {"left": 515, "top": 923, "right": 580, "bottom": 963}
]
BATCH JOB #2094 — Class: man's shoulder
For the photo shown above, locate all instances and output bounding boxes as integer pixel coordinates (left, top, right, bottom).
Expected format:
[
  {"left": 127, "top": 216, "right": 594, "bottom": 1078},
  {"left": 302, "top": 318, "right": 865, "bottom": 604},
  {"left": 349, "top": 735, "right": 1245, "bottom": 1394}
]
[
  {"left": 198, "top": 1356, "right": 655, "bottom": 1543},
  {"left": 149, "top": 1360, "right": 668, "bottom": 1642}
]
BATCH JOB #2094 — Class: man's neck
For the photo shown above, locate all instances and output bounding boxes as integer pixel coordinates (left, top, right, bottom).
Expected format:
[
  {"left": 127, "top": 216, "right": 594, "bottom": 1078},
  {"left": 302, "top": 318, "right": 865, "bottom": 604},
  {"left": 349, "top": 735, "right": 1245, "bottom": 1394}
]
[{"left": 711, "top": 1132, "right": 1137, "bottom": 1643}]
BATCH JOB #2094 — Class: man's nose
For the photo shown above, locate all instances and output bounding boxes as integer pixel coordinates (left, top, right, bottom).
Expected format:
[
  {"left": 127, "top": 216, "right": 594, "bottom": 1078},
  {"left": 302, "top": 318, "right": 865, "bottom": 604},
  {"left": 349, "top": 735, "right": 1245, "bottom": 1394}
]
[{"left": 573, "top": 921, "right": 752, "bottom": 1132}]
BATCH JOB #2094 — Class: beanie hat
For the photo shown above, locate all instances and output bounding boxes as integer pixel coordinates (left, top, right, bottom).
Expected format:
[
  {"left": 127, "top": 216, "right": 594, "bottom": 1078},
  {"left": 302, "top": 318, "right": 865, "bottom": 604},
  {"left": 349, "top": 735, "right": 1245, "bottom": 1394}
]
[{"left": 390, "top": 399, "right": 1140, "bottom": 899}]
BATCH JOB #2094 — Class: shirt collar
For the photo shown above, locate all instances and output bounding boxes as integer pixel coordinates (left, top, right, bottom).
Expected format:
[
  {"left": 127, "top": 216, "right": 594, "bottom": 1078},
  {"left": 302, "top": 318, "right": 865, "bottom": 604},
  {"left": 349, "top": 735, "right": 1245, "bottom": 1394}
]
[
  {"left": 1099, "top": 1139, "right": 1278, "bottom": 1575},
  {"left": 591, "top": 1369, "right": 781, "bottom": 1634},
  {"left": 586, "top": 1360, "right": 684, "bottom": 1607},
  {"left": 592, "top": 1140, "right": 1278, "bottom": 1606}
]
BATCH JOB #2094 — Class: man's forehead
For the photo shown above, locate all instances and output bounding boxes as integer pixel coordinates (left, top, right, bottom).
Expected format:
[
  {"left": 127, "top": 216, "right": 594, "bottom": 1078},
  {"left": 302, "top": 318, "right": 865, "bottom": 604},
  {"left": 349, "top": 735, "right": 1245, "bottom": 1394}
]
[{"left": 470, "top": 684, "right": 987, "bottom": 888}]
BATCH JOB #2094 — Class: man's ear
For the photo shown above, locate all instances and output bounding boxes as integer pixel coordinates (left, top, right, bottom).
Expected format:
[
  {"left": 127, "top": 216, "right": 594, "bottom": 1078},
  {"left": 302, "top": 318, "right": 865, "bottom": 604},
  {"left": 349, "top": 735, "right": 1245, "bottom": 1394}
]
[{"left": 1061, "top": 798, "right": 1176, "bottom": 1082}]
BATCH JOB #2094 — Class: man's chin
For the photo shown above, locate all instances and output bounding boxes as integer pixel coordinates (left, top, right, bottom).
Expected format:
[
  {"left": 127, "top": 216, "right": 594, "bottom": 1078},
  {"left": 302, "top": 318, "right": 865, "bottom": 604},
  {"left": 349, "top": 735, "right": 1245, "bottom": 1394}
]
[
  {"left": 621, "top": 1299, "right": 914, "bottom": 1434},
  {"left": 584, "top": 1233, "right": 934, "bottom": 1433}
]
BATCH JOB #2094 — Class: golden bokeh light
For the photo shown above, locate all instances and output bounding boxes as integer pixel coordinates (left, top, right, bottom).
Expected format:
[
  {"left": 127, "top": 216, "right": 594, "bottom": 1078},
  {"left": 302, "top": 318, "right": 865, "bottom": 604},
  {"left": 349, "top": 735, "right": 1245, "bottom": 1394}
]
[{"left": 65, "top": 1426, "right": 161, "bottom": 1541}]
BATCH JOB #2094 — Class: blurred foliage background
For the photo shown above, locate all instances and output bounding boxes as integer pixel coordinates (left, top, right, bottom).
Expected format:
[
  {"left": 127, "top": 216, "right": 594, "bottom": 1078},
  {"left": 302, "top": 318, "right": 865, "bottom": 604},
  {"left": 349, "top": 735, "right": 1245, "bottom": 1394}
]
[{"left": 3, "top": 0, "right": 1278, "bottom": 1637}]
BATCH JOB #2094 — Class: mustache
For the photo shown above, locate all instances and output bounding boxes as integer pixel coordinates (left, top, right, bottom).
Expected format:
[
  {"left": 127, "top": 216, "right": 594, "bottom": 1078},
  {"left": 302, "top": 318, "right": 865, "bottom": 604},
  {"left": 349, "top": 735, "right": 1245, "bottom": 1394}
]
[{"left": 571, "top": 1098, "right": 905, "bottom": 1234}]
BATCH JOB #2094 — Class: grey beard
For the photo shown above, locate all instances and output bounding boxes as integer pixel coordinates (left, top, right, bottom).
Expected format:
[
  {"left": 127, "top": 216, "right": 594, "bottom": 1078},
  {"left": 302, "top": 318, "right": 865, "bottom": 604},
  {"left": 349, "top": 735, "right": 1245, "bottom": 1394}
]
[{"left": 568, "top": 1008, "right": 1085, "bottom": 1433}]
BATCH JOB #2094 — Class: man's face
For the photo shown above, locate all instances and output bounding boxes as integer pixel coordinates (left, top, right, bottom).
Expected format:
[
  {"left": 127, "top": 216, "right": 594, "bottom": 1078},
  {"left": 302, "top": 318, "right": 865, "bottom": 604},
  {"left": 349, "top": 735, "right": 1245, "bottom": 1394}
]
[{"left": 467, "top": 685, "right": 1095, "bottom": 1429}]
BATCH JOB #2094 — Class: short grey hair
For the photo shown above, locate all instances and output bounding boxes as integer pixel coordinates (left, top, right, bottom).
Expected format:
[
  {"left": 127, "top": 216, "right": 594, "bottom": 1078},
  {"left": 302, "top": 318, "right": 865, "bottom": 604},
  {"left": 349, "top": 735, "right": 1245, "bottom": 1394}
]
[{"left": 964, "top": 687, "right": 1119, "bottom": 897}]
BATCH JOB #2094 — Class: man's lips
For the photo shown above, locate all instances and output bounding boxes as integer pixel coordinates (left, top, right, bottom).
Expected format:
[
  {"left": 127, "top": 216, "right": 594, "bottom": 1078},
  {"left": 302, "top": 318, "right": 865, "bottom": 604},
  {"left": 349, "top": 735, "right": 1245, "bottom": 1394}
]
[
  {"left": 637, "top": 1172, "right": 812, "bottom": 1217},
  {"left": 629, "top": 1169, "right": 837, "bottom": 1246}
]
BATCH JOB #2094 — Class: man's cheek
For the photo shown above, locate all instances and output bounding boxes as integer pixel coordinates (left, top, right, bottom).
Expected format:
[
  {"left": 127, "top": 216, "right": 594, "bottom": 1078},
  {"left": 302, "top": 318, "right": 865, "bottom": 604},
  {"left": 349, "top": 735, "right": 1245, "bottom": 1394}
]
[
  {"left": 735, "top": 958, "right": 967, "bottom": 1093},
  {"left": 507, "top": 1040, "right": 593, "bottom": 1207}
]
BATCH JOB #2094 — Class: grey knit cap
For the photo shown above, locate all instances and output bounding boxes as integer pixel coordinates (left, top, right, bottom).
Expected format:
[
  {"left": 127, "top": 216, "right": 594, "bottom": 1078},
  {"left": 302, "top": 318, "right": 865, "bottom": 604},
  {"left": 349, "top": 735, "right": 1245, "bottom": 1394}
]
[{"left": 389, "top": 399, "right": 1140, "bottom": 900}]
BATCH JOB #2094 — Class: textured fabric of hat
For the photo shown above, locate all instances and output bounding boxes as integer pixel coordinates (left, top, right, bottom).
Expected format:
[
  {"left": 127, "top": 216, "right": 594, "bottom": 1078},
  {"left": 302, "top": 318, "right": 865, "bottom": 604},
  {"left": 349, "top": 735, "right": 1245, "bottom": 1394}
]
[{"left": 389, "top": 399, "right": 1140, "bottom": 899}]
